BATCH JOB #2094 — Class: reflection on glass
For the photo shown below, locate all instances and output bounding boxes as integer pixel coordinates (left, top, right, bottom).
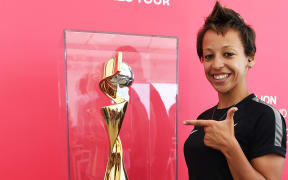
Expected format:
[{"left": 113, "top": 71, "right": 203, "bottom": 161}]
[{"left": 65, "top": 30, "right": 178, "bottom": 180}]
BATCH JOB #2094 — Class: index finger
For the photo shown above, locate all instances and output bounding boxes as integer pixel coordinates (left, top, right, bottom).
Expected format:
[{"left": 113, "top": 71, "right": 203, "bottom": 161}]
[{"left": 183, "top": 119, "right": 212, "bottom": 127}]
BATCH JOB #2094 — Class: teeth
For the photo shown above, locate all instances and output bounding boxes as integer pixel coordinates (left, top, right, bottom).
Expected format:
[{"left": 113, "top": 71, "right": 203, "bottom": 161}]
[{"left": 214, "top": 74, "right": 228, "bottom": 80}]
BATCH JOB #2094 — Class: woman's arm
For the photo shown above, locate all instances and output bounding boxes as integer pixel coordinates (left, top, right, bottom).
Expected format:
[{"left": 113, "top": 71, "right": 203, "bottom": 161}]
[
  {"left": 251, "top": 154, "right": 285, "bottom": 180},
  {"left": 222, "top": 137, "right": 284, "bottom": 180}
]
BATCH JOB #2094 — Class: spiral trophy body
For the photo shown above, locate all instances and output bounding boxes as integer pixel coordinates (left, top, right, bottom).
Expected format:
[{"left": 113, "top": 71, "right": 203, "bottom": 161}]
[{"left": 99, "top": 52, "right": 133, "bottom": 180}]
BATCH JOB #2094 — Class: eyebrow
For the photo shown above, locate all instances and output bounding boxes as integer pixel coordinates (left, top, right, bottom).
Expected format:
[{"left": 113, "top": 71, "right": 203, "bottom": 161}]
[
  {"left": 203, "top": 48, "right": 213, "bottom": 51},
  {"left": 222, "top": 45, "right": 234, "bottom": 49},
  {"left": 203, "top": 46, "right": 237, "bottom": 51}
]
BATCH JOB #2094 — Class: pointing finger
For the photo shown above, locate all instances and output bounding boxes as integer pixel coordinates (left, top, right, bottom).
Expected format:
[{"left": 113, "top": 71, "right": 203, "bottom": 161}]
[{"left": 184, "top": 120, "right": 213, "bottom": 127}]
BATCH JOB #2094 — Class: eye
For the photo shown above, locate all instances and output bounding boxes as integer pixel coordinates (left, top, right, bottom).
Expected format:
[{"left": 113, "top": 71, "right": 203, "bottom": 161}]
[
  {"left": 223, "top": 52, "right": 235, "bottom": 57},
  {"left": 204, "top": 54, "right": 214, "bottom": 61}
]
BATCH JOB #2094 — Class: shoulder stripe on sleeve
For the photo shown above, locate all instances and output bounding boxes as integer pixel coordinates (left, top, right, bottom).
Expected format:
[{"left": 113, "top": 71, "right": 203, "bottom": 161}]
[{"left": 252, "top": 97, "right": 283, "bottom": 147}]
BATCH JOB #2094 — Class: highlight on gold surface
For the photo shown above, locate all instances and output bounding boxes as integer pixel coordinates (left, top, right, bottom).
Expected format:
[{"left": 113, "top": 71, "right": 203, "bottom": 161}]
[{"left": 99, "top": 52, "right": 133, "bottom": 180}]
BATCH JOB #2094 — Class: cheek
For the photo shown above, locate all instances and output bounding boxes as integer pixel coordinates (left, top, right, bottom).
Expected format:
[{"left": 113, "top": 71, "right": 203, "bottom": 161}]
[
  {"left": 236, "top": 62, "right": 248, "bottom": 73},
  {"left": 235, "top": 58, "right": 249, "bottom": 72},
  {"left": 203, "top": 65, "right": 210, "bottom": 78},
  {"left": 203, "top": 63, "right": 210, "bottom": 73},
  {"left": 231, "top": 64, "right": 247, "bottom": 79}
]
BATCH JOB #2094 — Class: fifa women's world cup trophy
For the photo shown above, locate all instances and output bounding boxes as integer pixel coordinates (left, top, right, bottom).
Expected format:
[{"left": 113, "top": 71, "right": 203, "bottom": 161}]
[{"left": 99, "top": 52, "right": 134, "bottom": 180}]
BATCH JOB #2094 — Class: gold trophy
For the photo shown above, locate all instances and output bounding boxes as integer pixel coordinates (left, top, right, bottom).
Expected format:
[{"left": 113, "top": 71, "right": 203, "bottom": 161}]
[{"left": 99, "top": 52, "right": 133, "bottom": 180}]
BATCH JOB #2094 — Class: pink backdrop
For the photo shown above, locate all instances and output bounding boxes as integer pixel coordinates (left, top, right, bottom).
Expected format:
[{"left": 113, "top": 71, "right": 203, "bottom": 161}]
[{"left": 1, "top": 0, "right": 287, "bottom": 179}]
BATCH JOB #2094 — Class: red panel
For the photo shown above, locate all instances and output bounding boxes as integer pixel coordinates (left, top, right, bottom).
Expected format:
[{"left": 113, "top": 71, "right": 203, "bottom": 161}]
[{"left": 1, "top": 0, "right": 288, "bottom": 180}]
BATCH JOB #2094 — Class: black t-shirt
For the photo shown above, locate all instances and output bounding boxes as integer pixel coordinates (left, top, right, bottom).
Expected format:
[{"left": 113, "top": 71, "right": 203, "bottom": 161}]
[{"left": 184, "top": 94, "right": 286, "bottom": 180}]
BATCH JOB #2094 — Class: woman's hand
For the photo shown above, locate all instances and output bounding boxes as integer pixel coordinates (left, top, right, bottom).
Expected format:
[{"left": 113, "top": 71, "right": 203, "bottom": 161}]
[{"left": 184, "top": 107, "right": 238, "bottom": 153}]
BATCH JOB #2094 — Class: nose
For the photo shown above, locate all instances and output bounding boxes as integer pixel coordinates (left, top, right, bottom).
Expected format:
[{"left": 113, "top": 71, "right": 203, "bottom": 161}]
[{"left": 211, "top": 55, "right": 224, "bottom": 69}]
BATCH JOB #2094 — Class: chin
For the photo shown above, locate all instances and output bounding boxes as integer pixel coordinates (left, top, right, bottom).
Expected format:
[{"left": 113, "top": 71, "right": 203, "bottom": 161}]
[{"left": 213, "top": 86, "right": 231, "bottom": 94}]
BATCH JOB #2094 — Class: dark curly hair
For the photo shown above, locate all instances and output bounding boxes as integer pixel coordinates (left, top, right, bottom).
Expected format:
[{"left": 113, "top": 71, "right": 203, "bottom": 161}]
[{"left": 197, "top": 1, "right": 256, "bottom": 60}]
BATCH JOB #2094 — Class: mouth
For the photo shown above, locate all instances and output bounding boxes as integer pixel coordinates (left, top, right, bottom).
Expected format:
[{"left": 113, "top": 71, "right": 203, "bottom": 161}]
[{"left": 211, "top": 73, "right": 231, "bottom": 82}]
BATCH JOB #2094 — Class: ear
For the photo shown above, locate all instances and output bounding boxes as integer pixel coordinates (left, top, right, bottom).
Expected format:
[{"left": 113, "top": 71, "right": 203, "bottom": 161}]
[{"left": 247, "top": 56, "right": 255, "bottom": 68}]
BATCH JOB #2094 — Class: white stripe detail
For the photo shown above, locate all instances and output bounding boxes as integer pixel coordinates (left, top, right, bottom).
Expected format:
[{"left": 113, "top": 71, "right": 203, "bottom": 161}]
[
  {"left": 272, "top": 108, "right": 283, "bottom": 147},
  {"left": 190, "top": 129, "right": 198, "bottom": 135},
  {"left": 252, "top": 97, "right": 283, "bottom": 147}
]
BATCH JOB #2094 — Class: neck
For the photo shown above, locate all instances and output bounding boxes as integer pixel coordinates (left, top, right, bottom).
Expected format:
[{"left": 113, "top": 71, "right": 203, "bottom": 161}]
[{"left": 217, "top": 87, "right": 250, "bottom": 109}]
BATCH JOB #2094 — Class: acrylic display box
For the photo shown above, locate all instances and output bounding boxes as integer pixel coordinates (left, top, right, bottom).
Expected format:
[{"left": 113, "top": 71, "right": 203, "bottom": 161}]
[{"left": 64, "top": 30, "right": 178, "bottom": 180}]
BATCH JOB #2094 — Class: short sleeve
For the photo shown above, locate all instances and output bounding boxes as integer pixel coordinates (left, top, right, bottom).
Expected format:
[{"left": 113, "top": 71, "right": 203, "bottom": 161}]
[{"left": 248, "top": 107, "right": 286, "bottom": 160}]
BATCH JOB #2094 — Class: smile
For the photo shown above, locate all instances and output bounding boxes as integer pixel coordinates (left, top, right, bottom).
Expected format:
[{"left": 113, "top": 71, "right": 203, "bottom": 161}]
[{"left": 213, "top": 74, "right": 230, "bottom": 80}]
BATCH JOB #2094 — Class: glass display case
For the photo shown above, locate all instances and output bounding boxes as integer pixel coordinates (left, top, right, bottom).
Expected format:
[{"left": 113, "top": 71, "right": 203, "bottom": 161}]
[{"left": 64, "top": 30, "right": 178, "bottom": 180}]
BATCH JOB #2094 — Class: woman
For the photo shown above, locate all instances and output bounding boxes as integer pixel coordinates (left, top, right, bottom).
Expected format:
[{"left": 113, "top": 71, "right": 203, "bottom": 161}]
[{"left": 184, "top": 2, "right": 286, "bottom": 180}]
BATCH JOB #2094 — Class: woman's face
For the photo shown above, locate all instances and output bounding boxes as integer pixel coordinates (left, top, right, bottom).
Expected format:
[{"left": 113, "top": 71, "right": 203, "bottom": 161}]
[{"left": 202, "top": 28, "right": 254, "bottom": 95}]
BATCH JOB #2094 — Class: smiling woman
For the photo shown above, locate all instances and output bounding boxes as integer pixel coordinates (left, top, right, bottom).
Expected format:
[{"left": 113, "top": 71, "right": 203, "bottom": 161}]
[{"left": 184, "top": 1, "right": 286, "bottom": 180}]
